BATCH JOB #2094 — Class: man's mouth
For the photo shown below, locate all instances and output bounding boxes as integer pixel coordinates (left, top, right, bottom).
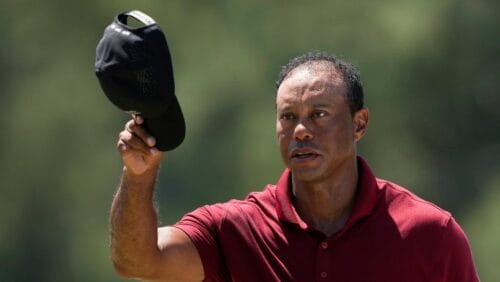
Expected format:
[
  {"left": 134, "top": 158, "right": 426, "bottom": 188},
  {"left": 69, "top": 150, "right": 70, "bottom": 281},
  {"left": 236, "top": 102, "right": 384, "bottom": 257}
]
[
  {"left": 293, "top": 152, "right": 318, "bottom": 159},
  {"left": 290, "top": 148, "right": 320, "bottom": 162}
]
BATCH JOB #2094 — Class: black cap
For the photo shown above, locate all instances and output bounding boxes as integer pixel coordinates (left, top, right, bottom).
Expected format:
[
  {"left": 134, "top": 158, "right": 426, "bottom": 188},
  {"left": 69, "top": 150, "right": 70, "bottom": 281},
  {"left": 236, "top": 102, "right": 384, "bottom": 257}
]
[{"left": 95, "top": 10, "right": 185, "bottom": 151}]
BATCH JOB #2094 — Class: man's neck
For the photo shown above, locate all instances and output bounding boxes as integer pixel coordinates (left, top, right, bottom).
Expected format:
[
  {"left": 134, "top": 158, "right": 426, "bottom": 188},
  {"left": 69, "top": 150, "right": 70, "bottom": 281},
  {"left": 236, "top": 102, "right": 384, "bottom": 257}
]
[{"left": 292, "top": 160, "right": 359, "bottom": 236}]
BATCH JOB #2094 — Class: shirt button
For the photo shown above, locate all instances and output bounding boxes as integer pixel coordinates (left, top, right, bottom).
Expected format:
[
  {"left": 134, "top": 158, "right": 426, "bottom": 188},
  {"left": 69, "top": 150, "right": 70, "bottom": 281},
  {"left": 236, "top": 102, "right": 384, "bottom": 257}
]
[
  {"left": 321, "top": 242, "right": 328, "bottom": 249},
  {"left": 321, "top": 272, "right": 328, "bottom": 278}
]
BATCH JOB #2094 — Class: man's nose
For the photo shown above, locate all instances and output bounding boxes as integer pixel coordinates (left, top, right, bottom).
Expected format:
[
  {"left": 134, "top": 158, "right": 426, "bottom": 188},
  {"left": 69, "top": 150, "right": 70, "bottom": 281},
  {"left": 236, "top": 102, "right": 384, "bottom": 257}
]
[{"left": 293, "top": 120, "right": 313, "bottom": 141}]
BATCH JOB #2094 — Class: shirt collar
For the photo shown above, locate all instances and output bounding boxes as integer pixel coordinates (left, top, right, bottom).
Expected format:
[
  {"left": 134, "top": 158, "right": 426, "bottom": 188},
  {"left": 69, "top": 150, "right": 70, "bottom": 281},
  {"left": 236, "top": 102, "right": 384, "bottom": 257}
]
[{"left": 275, "top": 156, "right": 379, "bottom": 230}]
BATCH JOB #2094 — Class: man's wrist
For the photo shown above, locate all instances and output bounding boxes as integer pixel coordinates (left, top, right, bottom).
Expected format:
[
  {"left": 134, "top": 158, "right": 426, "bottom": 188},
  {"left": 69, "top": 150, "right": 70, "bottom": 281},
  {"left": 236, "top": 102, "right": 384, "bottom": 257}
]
[{"left": 121, "top": 165, "right": 160, "bottom": 191}]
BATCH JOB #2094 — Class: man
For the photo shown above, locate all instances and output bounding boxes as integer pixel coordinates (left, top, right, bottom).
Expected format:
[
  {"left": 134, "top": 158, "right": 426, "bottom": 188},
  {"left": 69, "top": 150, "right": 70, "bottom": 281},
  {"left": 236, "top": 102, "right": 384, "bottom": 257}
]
[{"left": 110, "top": 51, "right": 479, "bottom": 281}]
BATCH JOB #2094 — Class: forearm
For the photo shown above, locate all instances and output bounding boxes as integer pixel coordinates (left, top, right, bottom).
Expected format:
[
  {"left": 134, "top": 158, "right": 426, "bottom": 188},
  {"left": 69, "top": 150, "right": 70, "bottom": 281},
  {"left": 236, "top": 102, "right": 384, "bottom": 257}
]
[{"left": 110, "top": 166, "right": 161, "bottom": 278}]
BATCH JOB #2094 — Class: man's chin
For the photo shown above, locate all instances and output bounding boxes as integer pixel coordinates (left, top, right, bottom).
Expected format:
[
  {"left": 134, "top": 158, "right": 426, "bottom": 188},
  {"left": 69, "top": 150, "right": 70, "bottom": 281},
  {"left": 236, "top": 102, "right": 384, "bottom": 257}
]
[{"left": 290, "top": 167, "right": 323, "bottom": 182}]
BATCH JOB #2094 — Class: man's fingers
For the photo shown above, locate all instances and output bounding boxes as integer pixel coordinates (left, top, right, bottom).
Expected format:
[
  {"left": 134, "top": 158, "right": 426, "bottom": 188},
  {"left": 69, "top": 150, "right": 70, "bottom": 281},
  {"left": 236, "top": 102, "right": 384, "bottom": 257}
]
[
  {"left": 133, "top": 115, "right": 144, "bottom": 125},
  {"left": 116, "top": 118, "right": 164, "bottom": 176},
  {"left": 117, "top": 140, "right": 128, "bottom": 152},
  {"left": 118, "top": 130, "right": 151, "bottom": 155},
  {"left": 125, "top": 119, "right": 156, "bottom": 147},
  {"left": 117, "top": 136, "right": 161, "bottom": 157}
]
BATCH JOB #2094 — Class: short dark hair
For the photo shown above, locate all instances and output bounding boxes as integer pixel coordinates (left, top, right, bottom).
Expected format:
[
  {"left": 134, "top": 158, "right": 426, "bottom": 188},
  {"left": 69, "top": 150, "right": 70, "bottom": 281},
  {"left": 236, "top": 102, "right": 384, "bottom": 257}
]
[{"left": 276, "top": 51, "right": 364, "bottom": 114}]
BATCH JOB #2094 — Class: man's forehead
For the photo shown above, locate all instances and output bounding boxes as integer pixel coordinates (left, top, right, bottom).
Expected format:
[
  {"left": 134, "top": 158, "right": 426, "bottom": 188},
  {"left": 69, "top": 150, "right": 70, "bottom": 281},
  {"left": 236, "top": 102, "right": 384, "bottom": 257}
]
[
  {"left": 277, "top": 95, "right": 342, "bottom": 110},
  {"left": 285, "top": 61, "right": 345, "bottom": 87},
  {"left": 277, "top": 62, "right": 347, "bottom": 100}
]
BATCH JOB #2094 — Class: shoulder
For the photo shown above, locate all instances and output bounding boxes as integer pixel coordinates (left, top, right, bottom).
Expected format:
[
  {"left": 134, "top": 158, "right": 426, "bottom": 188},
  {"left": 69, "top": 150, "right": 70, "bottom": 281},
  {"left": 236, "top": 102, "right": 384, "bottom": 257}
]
[
  {"left": 179, "top": 184, "right": 279, "bottom": 227},
  {"left": 373, "top": 179, "right": 478, "bottom": 275},
  {"left": 225, "top": 184, "right": 279, "bottom": 223},
  {"left": 373, "top": 178, "right": 458, "bottom": 241},
  {"left": 376, "top": 178, "right": 451, "bottom": 223},
  {"left": 373, "top": 178, "right": 473, "bottom": 251}
]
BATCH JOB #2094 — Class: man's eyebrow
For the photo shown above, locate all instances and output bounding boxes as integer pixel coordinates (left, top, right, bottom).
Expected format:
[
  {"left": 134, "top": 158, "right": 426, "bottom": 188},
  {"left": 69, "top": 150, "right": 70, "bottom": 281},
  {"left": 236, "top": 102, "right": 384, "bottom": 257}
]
[
  {"left": 310, "top": 100, "right": 339, "bottom": 109},
  {"left": 277, "top": 102, "right": 334, "bottom": 111},
  {"left": 313, "top": 103, "right": 333, "bottom": 108},
  {"left": 276, "top": 104, "right": 292, "bottom": 112}
]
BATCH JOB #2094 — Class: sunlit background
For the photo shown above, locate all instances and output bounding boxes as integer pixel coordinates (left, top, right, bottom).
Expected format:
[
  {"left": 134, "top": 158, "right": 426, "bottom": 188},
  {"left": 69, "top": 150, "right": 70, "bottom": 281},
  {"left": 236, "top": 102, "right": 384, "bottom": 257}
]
[{"left": 0, "top": 1, "right": 498, "bottom": 281}]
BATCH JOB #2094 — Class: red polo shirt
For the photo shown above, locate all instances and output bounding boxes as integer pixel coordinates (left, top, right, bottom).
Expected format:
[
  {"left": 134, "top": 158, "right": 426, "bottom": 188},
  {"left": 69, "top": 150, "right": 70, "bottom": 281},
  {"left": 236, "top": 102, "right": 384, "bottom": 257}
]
[{"left": 174, "top": 157, "right": 479, "bottom": 281}]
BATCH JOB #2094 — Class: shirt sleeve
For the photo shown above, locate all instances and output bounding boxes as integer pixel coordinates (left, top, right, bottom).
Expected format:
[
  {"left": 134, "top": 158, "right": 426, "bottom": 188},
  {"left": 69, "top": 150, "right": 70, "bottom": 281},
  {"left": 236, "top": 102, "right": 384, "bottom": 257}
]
[
  {"left": 173, "top": 204, "right": 228, "bottom": 281},
  {"left": 434, "top": 217, "right": 480, "bottom": 282}
]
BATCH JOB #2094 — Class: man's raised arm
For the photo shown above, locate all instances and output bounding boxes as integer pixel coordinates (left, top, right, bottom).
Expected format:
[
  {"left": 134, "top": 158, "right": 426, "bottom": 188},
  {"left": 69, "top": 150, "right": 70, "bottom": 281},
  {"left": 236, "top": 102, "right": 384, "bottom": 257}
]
[{"left": 109, "top": 116, "right": 204, "bottom": 281}]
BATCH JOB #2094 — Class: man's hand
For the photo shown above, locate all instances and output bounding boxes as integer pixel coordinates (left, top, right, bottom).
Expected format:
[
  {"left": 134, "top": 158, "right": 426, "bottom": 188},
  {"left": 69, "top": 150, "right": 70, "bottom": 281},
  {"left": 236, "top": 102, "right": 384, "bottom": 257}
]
[{"left": 117, "top": 116, "right": 163, "bottom": 176}]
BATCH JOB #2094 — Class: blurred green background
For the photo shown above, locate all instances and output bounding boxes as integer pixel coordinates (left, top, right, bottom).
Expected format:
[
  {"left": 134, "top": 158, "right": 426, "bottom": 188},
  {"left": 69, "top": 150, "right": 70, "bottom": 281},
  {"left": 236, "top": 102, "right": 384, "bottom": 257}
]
[{"left": 1, "top": 1, "right": 498, "bottom": 281}]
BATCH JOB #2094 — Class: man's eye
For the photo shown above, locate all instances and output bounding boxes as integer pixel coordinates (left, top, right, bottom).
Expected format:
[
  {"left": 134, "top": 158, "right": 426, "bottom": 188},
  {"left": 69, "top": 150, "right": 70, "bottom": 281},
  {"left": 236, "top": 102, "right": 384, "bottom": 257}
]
[
  {"left": 280, "top": 113, "right": 295, "bottom": 120},
  {"left": 312, "top": 111, "right": 327, "bottom": 118}
]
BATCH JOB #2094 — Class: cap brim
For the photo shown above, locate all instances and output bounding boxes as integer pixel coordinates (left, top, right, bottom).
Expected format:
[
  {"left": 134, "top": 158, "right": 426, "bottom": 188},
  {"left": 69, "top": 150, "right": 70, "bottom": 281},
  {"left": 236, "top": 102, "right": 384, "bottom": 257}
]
[{"left": 142, "top": 96, "right": 185, "bottom": 151}]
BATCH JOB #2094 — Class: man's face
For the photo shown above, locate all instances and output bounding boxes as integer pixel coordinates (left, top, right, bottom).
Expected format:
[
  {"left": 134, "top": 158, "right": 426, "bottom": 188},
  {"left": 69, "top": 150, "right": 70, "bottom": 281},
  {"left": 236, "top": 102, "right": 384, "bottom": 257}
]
[{"left": 276, "top": 63, "right": 365, "bottom": 182}]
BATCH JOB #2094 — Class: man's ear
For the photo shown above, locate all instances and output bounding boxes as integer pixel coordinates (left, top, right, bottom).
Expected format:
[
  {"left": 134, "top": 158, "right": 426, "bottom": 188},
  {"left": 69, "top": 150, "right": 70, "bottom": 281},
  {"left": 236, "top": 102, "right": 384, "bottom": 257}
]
[{"left": 353, "top": 107, "right": 369, "bottom": 142}]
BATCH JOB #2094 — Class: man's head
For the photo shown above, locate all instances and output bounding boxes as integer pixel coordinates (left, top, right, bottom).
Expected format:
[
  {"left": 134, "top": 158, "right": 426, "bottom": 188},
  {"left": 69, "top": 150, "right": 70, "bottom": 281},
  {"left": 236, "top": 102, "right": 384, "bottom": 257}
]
[
  {"left": 276, "top": 51, "right": 364, "bottom": 116},
  {"left": 275, "top": 51, "right": 369, "bottom": 182}
]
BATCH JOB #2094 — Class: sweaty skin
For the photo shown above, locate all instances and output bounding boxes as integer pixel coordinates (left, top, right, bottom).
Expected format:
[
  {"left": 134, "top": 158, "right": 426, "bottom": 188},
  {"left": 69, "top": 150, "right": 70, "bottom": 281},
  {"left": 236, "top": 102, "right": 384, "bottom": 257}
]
[{"left": 109, "top": 61, "right": 369, "bottom": 280}]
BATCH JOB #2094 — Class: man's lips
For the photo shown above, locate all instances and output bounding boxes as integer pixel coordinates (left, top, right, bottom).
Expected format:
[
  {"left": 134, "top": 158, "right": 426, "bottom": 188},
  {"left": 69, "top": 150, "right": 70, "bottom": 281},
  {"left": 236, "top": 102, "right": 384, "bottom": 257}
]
[{"left": 290, "top": 148, "right": 320, "bottom": 161}]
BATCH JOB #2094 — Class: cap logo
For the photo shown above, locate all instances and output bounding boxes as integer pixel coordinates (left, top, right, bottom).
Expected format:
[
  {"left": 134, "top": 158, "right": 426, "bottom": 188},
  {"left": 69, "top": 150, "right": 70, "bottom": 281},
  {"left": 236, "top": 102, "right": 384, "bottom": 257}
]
[{"left": 108, "top": 23, "right": 131, "bottom": 36}]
